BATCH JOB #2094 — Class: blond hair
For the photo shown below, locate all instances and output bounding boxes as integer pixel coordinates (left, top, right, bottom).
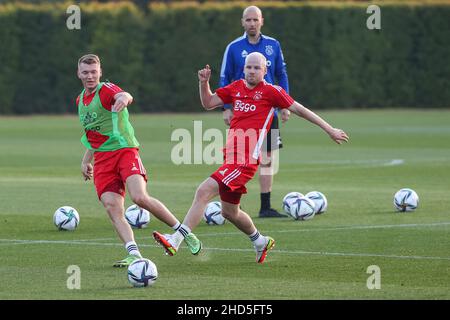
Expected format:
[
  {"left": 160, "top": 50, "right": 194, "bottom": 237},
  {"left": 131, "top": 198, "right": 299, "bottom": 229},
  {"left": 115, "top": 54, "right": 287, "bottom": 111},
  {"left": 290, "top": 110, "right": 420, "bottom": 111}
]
[
  {"left": 245, "top": 52, "right": 267, "bottom": 67},
  {"left": 78, "top": 54, "right": 101, "bottom": 67},
  {"left": 243, "top": 6, "right": 262, "bottom": 19}
]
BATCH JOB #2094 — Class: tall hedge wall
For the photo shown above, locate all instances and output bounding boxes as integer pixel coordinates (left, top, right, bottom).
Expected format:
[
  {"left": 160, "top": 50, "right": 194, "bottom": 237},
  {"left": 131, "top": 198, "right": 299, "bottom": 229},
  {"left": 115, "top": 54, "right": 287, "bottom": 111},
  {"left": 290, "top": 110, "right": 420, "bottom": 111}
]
[{"left": 0, "top": 1, "right": 449, "bottom": 113}]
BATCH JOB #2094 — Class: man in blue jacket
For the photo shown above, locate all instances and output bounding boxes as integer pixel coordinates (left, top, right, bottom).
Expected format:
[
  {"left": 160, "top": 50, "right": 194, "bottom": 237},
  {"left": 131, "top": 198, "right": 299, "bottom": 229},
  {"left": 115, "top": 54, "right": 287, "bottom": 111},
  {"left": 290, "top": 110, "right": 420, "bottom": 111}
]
[{"left": 219, "top": 5, "right": 290, "bottom": 218}]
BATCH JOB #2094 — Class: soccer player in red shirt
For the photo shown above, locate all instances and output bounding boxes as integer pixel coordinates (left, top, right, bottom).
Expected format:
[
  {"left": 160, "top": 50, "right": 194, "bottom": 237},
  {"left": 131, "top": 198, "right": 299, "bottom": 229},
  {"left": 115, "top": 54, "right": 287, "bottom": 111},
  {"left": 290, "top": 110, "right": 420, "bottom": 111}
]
[
  {"left": 77, "top": 54, "right": 201, "bottom": 267},
  {"left": 153, "top": 52, "right": 349, "bottom": 263}
]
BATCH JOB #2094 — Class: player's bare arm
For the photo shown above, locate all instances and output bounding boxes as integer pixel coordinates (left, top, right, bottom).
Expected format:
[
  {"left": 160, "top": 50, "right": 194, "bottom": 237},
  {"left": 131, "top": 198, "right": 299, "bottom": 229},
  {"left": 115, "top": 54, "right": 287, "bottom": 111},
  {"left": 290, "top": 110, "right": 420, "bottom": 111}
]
[
  {"left": 198, "top": 65, "right": 225, "bottom": 110},
  {"left": 288, "top": 101, "right": 349, "bottom": 144},
  {"left": 280, "top": 108, "right": 290, "bottom": 123},
  {"left": 223, "top": 108, "right": 233, "bottom": 126},
  {"left": 81, "top": 149, "right": 94, "bottom": 181},
  {"left": 112, "top": 91, "right": 133, "bottom": 112}
]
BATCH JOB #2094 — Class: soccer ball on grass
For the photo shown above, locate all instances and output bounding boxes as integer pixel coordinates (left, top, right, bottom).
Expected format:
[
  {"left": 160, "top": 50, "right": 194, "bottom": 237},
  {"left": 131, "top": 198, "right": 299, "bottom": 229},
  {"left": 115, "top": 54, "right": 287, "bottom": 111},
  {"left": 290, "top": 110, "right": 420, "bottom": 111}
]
[
  {"left": 125, "top": 205, "right": 150, "bottom": 229},
  {"left": 305, "top": 191, "right": 328, "bottom": 215},
  {"left": 203, "top": 201, "right": 225, "bottom": 225},
  {"left": 282, "top": 192, "right": 304, "bottom": 215},
  {"left": 127, "top": 258, "right": 158, "bottom": 288},
  {"left": 53, "top": 206, "right": 80, "bottom": 231},
  {"left": 282, "top": 193, "right": 315, "bottom": 220},
  {"left": 394, "top": 188, "right": 419, "bottom": 212}
]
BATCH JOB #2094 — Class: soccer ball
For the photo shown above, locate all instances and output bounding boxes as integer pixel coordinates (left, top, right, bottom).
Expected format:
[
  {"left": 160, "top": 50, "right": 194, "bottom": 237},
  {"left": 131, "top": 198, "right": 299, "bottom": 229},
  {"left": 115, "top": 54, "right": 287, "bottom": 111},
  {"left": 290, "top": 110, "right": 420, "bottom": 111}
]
[
  {"left": 203, "top": 201, "right": 225, "bottom": 225},
  {"left": 127, "top": 258, "right": 158, "bottom": 288},
  {"left": 288, "top": 196, "right": 316, "bottom": 220},
  {"left": 394, "top": 188, "right": 419, "bottom": 212},
  {"left": 53, "top": 206, "right": 80, "bottom": 231},
  {"left": 125, "top": 205, "right": 150, "bottom": 229},
  {"left": 305, "top": 191, "right": 328, "bottom": 215},
  {"left": 282, "top": 192, "right": 304, "bottom": 215}
]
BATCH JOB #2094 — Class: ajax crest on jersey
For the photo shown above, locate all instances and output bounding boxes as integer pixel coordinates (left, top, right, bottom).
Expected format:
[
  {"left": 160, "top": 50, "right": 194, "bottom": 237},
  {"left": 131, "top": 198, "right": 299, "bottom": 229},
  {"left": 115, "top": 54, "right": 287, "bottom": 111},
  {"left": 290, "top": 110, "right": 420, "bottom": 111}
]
[
  {"left": 394, "top": 188, "right": 419, "bottom": 212},
  {"left": 305, "top": 191, "right": 328, "bottom": 215},
  {"left": 287, "top": 195, "right": 316, "bottom": 220},
  {"left": 53, "top": 206, "right": 80, "bottom": 231},
  {"left": 125, "top": 205, "right": 151, "bottom": 229},
  {"left": 203, "top": 201, "right": 225, "bottom": 225},
  {"left": 282, "top": 192, "right": 304, "bottom": 215},
  {"left": 127, "top": 258, "right": 158, "bottom": 288}
]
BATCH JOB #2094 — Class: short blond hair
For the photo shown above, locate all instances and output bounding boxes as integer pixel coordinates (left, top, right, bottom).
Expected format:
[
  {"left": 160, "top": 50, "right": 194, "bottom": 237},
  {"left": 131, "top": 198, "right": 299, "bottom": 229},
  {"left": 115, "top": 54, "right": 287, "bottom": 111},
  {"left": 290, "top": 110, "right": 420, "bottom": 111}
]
[
  {"left": 78, "top": 54, "right": 101, "bottom": 67},
  {"left": 245, "top": 52, "right": 267, "bottom": 67},
  {"left": 243, "top": 6, "right": 262, "bottom": 19}
]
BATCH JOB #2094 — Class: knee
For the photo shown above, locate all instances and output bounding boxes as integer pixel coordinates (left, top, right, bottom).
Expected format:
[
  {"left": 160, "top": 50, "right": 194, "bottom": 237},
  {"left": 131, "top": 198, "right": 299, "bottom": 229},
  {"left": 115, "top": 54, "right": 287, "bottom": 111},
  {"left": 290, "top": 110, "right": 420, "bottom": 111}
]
[
  {"left": 102, "top": 198, "right": 118, "bottom": 212},
  {"left": 102, "top": 199, "right": 123, "bottom": 222},
  {"left": 129, "top": 193, "right": 148, "bottom": 208},
  {"left": 221, "top": 206, "right": 239, "bottom": 220},
  {"left": 195, "top": 185, "right": 213, "bottom": 203}
]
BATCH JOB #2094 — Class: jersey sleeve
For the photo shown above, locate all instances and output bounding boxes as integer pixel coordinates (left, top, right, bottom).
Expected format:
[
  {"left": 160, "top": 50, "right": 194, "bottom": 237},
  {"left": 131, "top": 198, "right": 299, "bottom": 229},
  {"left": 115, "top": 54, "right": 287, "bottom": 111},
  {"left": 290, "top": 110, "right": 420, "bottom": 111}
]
[
  {"left": 219, "top": 45, "right": 234, "bottom": 87},
  {"left": 274, "top": 41, "right": 289, "bottom": 93},
  {"left": 215, "top": 83, "right": 234, "bottom": 105},
  {"left": 219, "top": 43, "right": 235, "bottom": 110},
  {"left": 99, "top": 82, "right": 124, "bottom": 111},
  {"left": 270, "top": 85, "right": 294, "bottom": 109}
]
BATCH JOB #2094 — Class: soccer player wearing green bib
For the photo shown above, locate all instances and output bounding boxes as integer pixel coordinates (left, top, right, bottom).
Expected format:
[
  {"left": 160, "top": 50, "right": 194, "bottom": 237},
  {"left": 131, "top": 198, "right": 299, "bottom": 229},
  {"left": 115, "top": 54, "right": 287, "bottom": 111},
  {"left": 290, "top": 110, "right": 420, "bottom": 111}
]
[{"left": 76, "top": 54, "right": 201, "bottom": 267}]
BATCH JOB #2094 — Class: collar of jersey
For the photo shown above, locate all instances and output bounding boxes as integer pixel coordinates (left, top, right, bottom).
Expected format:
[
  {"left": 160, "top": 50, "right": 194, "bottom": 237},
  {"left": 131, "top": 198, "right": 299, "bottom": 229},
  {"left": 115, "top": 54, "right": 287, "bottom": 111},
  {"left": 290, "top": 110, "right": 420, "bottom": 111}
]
[{"left": 244, "top": 32, "right": 264, "bottom": 45}]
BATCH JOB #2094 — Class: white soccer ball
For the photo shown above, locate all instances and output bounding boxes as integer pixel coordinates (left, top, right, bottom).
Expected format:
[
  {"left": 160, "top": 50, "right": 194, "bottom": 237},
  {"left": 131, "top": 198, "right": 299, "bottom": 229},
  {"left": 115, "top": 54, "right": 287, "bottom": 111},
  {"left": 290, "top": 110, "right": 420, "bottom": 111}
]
[
  {"left": 53, "top": 206, "right": 80, "bottom": 231},
  {"left": 288, "top": 196, "right": 316, "bottom": 220},
  {"left": 203, "top": 201, "right": 225, "bottom": 225},
  {"left": 305, "top": 191, "right": 328, "bottom": 215},
  {"left": 127, "top": 258, "right": 158, "bottom": 288},
  {"left": 394, "top": 188, "right": 419, "bottom": 212},
  {"left": 125, "top": 205, "right": 150, "bottom": 229},
  {"left": 282, "top": 192, "right": 304, "bottom": 215}
]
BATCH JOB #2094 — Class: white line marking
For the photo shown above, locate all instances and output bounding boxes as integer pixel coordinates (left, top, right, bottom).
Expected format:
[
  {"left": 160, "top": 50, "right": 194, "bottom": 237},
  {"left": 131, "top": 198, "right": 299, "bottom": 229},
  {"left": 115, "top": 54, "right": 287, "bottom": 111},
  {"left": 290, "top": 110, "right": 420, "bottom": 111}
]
[
  {"left": 0, "top": 239, "right": 447, "bottom": 261},
  {"left": 50, "top": 221, "right": 450, "bottom": 242},
  {"left": 284, "top": 159, "right": 405, "bottom": 166},
  {"left": 384, "top": 159, "right": 404, "bottom": 166},
  {"left": 1, "top": 223, "right": 448, "bottom": 260},
  {"left": 206, "top": 247, "right": 450, "bottom": 261},
  {"left": 2, "top": 221, "right": 448, "bottom": 244},
  {"left": 197, "top": 221, "right": 450, "bottom": 237}
]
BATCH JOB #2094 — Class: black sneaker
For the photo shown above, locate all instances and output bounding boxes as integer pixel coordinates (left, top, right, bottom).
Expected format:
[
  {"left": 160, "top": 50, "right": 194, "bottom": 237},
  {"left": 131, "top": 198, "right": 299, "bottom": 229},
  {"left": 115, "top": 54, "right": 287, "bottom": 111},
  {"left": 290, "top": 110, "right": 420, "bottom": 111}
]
[{"left": 258, "top": 208, "right": 288, "bottom": 218}]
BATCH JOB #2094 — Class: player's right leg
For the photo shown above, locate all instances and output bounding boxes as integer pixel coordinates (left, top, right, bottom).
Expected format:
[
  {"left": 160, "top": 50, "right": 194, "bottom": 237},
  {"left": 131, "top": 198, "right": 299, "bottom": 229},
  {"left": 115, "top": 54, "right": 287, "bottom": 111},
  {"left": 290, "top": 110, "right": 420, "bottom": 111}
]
[
  {"left": 94, "top": 152, "right": 144, "bottom": 267},
  {"left": 152, "top": 177, "right": 219, "bottom": 256},
  {"left": 100, "top": 191, "right": 142, "bottom": 267},
  {"left": 126, "top": 174, "right": 197, "bottom": 255}
]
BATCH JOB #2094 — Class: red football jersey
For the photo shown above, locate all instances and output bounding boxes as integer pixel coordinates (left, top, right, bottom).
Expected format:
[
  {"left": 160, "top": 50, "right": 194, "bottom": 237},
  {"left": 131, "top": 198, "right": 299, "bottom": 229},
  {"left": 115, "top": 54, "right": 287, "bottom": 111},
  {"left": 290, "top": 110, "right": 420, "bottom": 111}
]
[
  {"left": 76, "top": 82, "right": 123, "bottom": 111},
  {"left": 216, "top": 79, "right": 294, "bottom": 165}
]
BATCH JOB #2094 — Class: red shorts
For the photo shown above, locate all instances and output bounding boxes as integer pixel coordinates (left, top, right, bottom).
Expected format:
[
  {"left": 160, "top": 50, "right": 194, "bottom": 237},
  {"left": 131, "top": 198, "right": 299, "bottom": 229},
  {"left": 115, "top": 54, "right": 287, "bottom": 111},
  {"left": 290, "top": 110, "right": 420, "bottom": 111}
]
[
  {"left": 93, "top": 148, "right": 148, "bottom": 199},
  {"left": 210, "top": 163, "right": 258, "bottom": 204}
]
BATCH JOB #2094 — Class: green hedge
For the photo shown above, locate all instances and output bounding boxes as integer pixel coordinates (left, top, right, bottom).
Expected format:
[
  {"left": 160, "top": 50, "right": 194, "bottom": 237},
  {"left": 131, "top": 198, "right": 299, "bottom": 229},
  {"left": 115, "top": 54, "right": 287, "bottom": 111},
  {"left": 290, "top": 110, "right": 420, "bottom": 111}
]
[{"left": 0, "top": 1, "right": 449, "bottom": 113}]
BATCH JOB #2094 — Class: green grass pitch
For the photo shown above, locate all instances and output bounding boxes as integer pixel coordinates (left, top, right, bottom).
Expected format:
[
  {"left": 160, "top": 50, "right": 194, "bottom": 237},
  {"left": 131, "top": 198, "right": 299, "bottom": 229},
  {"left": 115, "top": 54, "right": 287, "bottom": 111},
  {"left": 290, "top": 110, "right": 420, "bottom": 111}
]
[{"left": 0, "top": 110, "right": 449, "bottom": 300}]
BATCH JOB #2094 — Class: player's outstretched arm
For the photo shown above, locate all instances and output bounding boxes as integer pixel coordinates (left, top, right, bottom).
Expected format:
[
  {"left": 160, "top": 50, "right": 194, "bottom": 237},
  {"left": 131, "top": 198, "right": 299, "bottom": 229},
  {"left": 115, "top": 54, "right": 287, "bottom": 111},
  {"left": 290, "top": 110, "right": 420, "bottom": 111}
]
[
  {"left": 198, "top": 65, "right": 224, "bottom": 110},
  {"left": 288, "top": 101, "right": 349, "bottom": 144},
  {"left": 81, "top": 149, "right": 94, "bottom": 181},
  {"left": 112, "top": 92, "right": 133, "bottom": 112}
]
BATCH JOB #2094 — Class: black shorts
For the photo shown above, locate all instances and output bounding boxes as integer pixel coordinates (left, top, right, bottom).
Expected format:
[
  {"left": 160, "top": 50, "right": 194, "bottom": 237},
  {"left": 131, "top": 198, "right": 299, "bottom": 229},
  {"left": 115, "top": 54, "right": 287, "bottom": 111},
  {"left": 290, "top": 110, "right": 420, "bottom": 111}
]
[{"left": 264, "top": 115, "right": 283, "bottom": 153}]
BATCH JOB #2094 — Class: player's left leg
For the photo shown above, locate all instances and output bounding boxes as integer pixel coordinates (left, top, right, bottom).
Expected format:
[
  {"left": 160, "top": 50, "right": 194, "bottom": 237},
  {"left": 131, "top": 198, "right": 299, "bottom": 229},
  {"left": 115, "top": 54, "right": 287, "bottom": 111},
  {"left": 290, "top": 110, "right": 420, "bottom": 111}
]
[
  {"left": 126, "top": 174, "right": 179, "bottom": 228},
  {"left": 118, "top": 148, "right": 197, "bottom": 253},
  {"left": 126, "top": 174, "right": 201, "bottom": 255},
  {"left": 221, "top": 200, "right": 275, "bottom": 263}
]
